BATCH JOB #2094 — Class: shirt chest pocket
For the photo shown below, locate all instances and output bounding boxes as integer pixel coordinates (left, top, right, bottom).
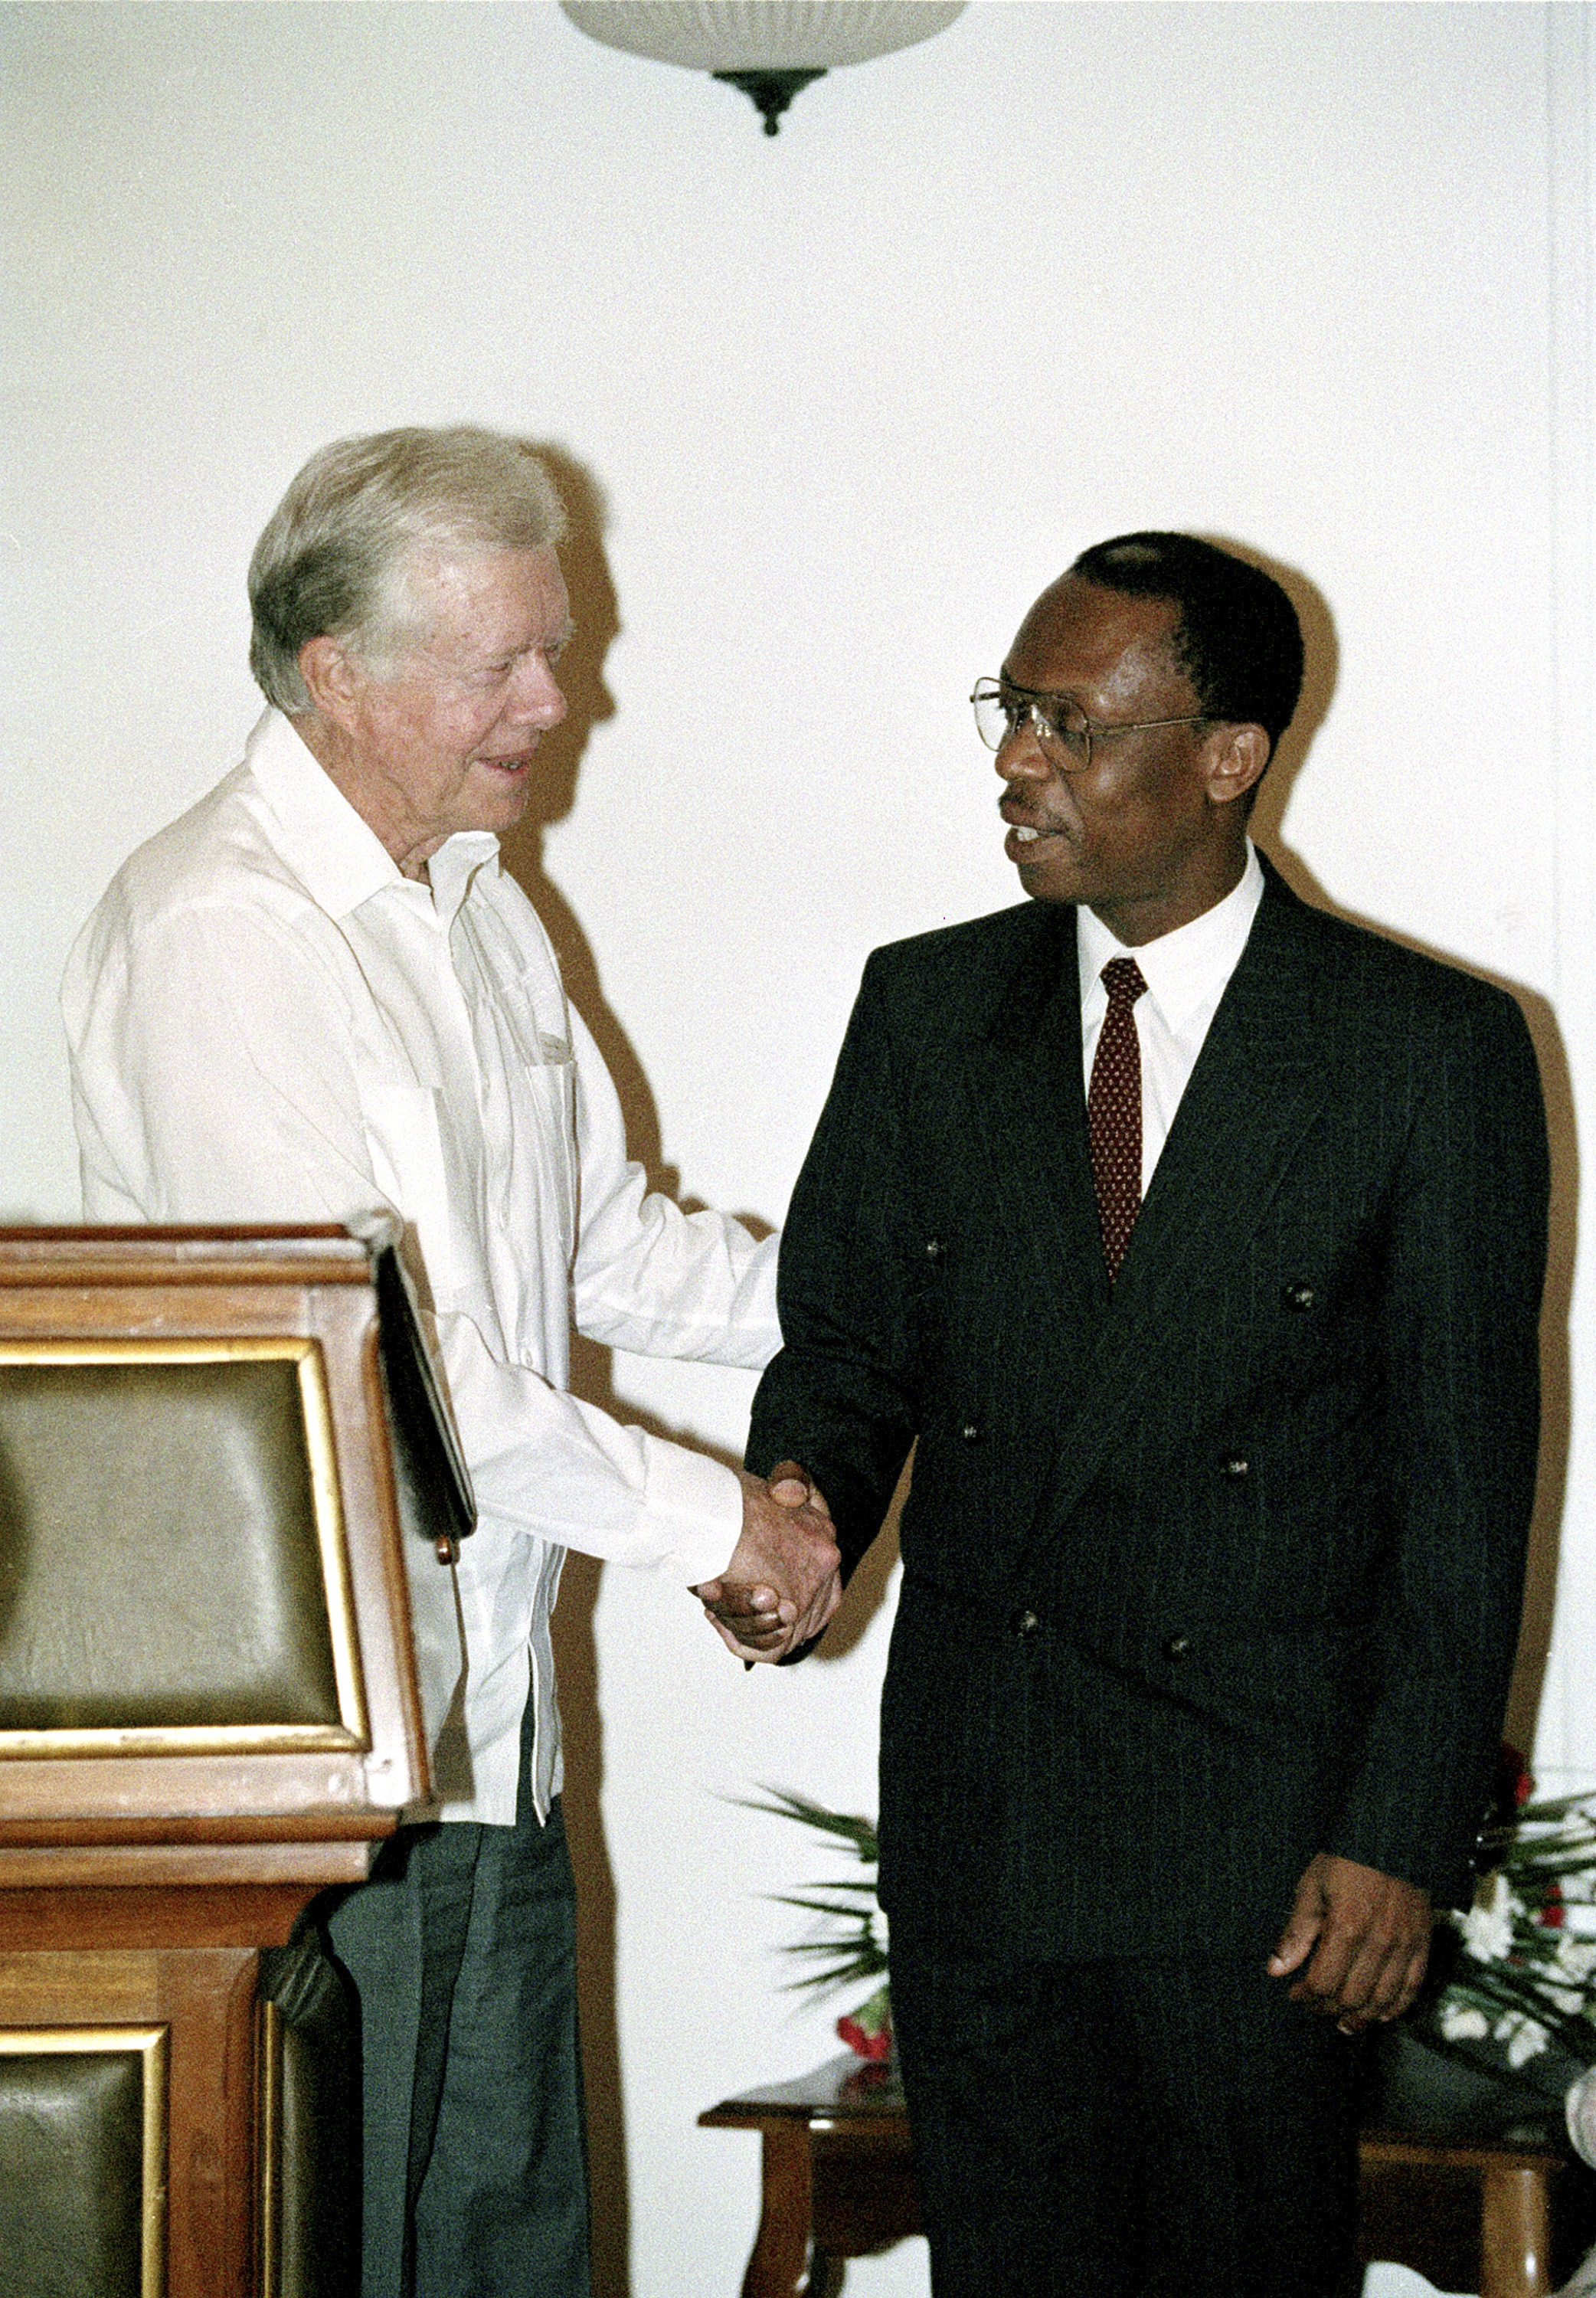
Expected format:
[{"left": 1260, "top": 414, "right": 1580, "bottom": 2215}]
[
  {"left": 515, "top": 1048, "right": 578, "bottom": 1260},
  {"left": 466, "top": 954, "right": 579, "bottom": 1247}
]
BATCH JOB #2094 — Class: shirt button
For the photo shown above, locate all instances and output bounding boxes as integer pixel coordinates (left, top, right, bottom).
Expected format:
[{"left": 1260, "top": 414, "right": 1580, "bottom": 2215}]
[
  {"left": 1219, "top": 1456, "right": 1250, "bottom": 1479},
  {"left": 1282, "top": 1282, "right": 1317, "bottom": 1311},
  {"left": 961, "top": 1420, "right": 983, "bottom": 1442},
  {"left": 925, "top": 1237, "right": 946, "bottom": 1262},
  {"left": 1163, "top": 1632, "right": 1192, "bottom": 1661},
  {"left": 1012, "top": 1609, "right": 1040, "bottom": 1638}
]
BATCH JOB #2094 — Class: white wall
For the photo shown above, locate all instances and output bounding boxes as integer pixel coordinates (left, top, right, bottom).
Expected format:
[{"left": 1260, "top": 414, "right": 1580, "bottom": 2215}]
[{"left": 3, "top": 6, "right": 1591, "bottom": 2293}]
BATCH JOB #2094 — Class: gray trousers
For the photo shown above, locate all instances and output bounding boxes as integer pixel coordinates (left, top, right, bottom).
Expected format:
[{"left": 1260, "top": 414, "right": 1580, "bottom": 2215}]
[{"left": 319, "top": 1701, "right": 590, "bottom": 2298}]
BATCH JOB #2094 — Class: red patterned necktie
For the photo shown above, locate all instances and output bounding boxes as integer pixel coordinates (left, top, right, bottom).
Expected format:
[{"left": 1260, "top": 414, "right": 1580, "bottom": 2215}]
[{"left": 1088, "top": 956, "right": 1149, "bottom": 1282}]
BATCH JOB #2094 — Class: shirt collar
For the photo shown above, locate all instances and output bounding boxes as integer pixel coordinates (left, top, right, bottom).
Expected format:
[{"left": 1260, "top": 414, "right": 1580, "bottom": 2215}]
[
  {"left": 1077, "top": 841, "right": 1265, "bottom": 1035},
  {"left": 427, "top": 827, "right": 502, "bottom": 924},
  {"left": 244, "top": 709, "right": 501, "bottom": 924}
]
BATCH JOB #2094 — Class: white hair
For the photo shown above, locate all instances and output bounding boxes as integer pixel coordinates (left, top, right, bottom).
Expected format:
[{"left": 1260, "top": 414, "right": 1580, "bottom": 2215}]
[{"left": 247, "top": 426, "right": 567, "bottom": 713}]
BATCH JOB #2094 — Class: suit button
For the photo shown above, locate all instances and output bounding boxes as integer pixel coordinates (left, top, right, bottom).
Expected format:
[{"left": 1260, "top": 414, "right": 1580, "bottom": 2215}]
[
  {"left": 960, "top": 1420, "right": 983, "bottom": 1442},
  {"left": 1163, "top": 1633, "right": 1191, "bottom": 1661},
  {"left": 1219, "top": 1455, "right": 1249, "bottom": 1478},
  {"left": 1012, "top": 1609, "right": 1040, "bottom": 1638},
  {"left": 1282, "top": 1281, "right": 1317, "bottom": 1311},
  {"left": 925, "top": 1237, "right": 946, "bottom": 1262}
]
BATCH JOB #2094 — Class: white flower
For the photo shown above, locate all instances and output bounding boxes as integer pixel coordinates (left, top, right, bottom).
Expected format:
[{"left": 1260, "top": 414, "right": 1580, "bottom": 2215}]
[
  {"left": 1438, "top": 2004, "right": 1490, "bottom": 2041},
  {"left": 1506, "top": 2015, "right": 1551, "bottom": 2067},
  {"left": 1461, "top": 1872, "right": 1516, "bottom": 1962},
  {"left": 1567, "top": 2067, "right": 1596, "bottom": 2171},
  {"left": 1558, "top": 1938, "right": 1596, "bottom": 1981}
]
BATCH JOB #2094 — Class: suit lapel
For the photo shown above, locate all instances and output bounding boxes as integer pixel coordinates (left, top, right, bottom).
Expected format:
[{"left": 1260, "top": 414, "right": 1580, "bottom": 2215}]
[
  {"left": 1016, "top": 868, "right": 1336, "bottom": 1549},
  {"left": 1113, "top": 874, "right": 1329, "bottom": 1318},
  {"left": 960, "top": 905, "right": 1109, "bottom": 1352}
]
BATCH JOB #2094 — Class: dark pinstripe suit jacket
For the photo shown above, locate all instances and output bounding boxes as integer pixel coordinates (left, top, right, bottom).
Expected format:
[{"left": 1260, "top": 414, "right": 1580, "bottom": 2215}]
[{"left": 747, "top": 862, "right": 1550, "bottom": 1960}]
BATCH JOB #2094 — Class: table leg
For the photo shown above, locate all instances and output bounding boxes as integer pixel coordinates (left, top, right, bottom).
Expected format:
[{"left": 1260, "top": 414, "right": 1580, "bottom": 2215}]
[
  {"left": 742, "top": 2123, "right": 816, "bottom": 2298},
  {"left": 1479, "top": 2158, "right": 1555, "bottom": 2298}
]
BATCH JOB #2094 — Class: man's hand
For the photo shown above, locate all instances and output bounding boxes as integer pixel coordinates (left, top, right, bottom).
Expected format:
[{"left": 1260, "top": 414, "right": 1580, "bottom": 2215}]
[
  {"left": 766, "top": 1459, "right": 829, "bottom": 1514},
  {"left": 691, "top": 1463, "right": 840, "bottom": 1665},
  {"left": 1267, "top": 1852, "right": 1432, "bottom": 2032}
]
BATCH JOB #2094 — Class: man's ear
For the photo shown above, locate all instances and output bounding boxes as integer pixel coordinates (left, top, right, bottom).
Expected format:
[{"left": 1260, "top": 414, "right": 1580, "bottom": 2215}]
[
  {"left": 1202, "top": 722, "right": 1270, "bottom": 810},
  {"left": 297, "top": 633, "right": 363, "bottom": 725}
]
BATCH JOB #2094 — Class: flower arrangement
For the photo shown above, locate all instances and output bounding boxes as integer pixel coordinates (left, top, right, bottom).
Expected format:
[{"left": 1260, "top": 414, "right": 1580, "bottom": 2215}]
[
  {"left": 1411, "top": 1746, "right": 1596, "bottom": 2097},
  {"left": 740, "top": 1789, "right": 892, "bottom": 2060},
  {"left": 749, "top": 1750, "right": 1596, "bottom": 2098}
]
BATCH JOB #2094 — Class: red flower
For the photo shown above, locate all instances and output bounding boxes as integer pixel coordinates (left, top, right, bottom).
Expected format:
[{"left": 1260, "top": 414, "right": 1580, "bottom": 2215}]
[
  {"left": 837, "top": 1984, "right": 894, "bottom": 2061},
  {"left": 1497, "top": 1741, "right": 1535, "bottom": 1812},
  {"left": 837, "top": 2014, "right": 892, "bottom": 2061},
  {"left": 1537, "top": 1881, "right": 1566, "bottom": 1930}
]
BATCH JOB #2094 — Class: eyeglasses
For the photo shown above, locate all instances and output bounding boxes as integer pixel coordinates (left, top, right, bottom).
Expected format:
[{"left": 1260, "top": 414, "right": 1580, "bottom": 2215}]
[{"left": 970, "top": 678, "right": 1208, "bottom": 774}]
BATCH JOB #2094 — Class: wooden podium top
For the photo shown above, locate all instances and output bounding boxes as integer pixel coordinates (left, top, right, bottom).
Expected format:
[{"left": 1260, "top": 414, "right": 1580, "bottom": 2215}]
[
  {"left": 0, "top": 1223, "right": 438, "bottom": 1886},
  {"left": 0, "top": 1223, "right": 375, "bottom": 1287}
]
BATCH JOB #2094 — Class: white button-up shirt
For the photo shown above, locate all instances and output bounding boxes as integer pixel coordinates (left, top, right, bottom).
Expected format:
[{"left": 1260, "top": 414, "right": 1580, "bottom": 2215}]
[
  {"left": 1077, "top": 843, "right": 1266, "bottom": 1192},
  {"left": 62, "top": 710, "right": 780, "bottom": 1825}
]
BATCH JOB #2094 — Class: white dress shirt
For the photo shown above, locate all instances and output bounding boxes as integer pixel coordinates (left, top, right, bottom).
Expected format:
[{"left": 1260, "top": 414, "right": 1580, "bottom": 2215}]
[
  {"left": 62, "top": 710, "right": 780, "bottom": 1825},
  {"left": 1077, "top": 843, "right": 1266, "bottom": 1193}
]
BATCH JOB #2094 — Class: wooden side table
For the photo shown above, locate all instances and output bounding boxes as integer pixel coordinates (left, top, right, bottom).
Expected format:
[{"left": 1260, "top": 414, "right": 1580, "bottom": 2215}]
[
  {"left": 1359, "top": 2129, "right": 1571, "bottom": 2298},
  {"left": 700, "top": 2057, "right": 914, "bottom": 2298},
  {"left": 700, "top": 2054, "right": 1585, "bottom": 2298}
]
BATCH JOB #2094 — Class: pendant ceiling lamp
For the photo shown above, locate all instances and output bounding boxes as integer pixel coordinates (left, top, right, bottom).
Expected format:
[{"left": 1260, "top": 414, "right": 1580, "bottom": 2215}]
[{"left": 560, "top": 2, "right": 966, "bottom": 136}]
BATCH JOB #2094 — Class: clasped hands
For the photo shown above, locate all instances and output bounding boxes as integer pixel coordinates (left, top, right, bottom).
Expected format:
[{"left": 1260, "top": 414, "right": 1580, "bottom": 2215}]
[{"left": 690, "top": 1461, "right": 841, "bottom": 1665}]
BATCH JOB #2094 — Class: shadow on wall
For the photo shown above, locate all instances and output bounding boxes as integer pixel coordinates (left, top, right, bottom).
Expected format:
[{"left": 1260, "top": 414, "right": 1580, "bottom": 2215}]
[
  {"left": 496, "top": 448, "right": 634, "bottom": 2298},
  {"left": 1240, "top": 538, "right": 1573, "bottom": 1763},
  {"left": 499, "top": 447, "right": 782, "bottom": 2296},
  {"left": 502, "top": 447, "right": 911, "bottom": 2294}
]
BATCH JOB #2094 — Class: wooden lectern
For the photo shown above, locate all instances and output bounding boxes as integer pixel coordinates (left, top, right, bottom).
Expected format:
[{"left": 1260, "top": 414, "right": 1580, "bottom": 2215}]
[{"left": 0, "top": 1226, "right": 459, "bottom": 2298}]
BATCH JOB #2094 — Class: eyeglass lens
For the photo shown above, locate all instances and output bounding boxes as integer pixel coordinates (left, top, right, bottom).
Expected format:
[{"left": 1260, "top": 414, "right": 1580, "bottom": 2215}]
[{"left": 971, "top": 682, "right": 1089, "bottom": 759}]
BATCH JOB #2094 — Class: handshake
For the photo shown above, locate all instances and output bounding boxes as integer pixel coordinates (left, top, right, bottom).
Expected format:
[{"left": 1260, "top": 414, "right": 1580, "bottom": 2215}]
[{"left": 689, "top": 1462, "right": 842, "bottom": 1665}]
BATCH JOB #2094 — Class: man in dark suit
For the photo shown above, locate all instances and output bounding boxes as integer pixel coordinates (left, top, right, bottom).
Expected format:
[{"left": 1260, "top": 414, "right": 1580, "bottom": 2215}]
[{"left": 741, "top": 535, "right": 1550, "bottom": 2296}]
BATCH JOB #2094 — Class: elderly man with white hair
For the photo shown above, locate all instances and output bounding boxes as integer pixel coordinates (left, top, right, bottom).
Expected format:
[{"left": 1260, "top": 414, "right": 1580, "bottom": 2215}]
[{"left": 62, "top": 425, "right": 837, "bottom": 2298}]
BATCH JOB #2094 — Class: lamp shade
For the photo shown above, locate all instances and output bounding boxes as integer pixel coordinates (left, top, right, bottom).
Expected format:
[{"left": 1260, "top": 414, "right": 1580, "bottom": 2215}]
[{"left": 558, "top": 4, "right": 966, "bottom": 74}]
